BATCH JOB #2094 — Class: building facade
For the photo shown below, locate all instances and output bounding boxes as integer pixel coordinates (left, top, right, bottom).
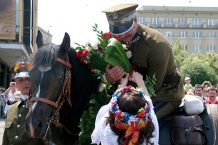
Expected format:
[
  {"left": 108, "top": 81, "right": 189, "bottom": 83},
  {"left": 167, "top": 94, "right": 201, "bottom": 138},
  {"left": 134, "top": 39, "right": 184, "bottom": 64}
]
[
  {"left": 0, "top": 0, "right": 52, "bottom": 89},
  {"left": 137, "top": 6, "right": 218, "bottom": 54}
]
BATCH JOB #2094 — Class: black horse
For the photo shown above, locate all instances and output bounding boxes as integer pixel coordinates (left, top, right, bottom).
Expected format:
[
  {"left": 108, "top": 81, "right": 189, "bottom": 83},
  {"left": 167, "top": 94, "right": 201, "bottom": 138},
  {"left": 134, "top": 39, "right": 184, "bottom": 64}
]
[{"left": 26, "top": 32, "right": 100, "bottom": 145}]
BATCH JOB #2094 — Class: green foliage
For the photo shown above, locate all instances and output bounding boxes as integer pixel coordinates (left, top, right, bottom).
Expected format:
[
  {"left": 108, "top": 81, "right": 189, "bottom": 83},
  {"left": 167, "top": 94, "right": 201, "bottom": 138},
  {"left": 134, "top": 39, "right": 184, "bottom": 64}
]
[
  {"left": 79, "top": 84, "right": 112, "bottom": 145},
  {"left": 192, "top": 52, "right": 218, "bottom": 75},
  {"left": 172, "top": 39, "right": 190, "bottom": 68},
  {"left": 172, "top": 39, "right": 218, "bottom": 85},
  {"left": 180, "top": 62, "right": 218, "bottom": 85},
  {"left": 144, "top": 74, "right": 156, "bottom": 97}
]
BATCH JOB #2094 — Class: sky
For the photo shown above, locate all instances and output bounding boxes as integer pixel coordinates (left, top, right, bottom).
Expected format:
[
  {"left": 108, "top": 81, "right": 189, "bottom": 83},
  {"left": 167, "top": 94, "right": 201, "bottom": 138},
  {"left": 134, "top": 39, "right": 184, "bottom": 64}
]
[{"left": 38, "top": 0, "right": 218, "bottom": 47}]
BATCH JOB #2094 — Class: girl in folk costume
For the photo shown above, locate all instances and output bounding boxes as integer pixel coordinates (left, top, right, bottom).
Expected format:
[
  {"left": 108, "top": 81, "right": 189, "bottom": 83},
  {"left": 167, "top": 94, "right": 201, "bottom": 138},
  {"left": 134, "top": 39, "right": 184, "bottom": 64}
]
[{"left": 91, "top": 71, "right": 159, "bottom": 145}]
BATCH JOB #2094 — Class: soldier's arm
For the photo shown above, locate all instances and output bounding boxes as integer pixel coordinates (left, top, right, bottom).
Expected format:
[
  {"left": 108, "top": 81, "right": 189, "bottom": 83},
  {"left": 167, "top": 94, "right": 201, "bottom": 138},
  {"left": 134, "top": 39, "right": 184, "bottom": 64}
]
[{"left": 147, "top": 42, "right": 171, "bottom": 92}]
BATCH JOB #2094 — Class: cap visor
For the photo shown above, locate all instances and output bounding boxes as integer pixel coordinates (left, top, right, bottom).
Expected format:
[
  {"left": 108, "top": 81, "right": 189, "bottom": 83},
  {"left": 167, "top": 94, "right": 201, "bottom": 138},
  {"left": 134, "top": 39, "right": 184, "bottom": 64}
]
[{"left": 109, "top": 21, "right": 134, "bottom": 35}]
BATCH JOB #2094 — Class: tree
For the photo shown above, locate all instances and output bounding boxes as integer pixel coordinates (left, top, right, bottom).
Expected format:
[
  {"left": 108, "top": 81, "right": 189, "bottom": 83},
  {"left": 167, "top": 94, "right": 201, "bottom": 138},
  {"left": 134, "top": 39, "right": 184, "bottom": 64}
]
[
  {"left": 180, "top": 62, "right": 218, "bottom": 85},
  {"left": 172, "top": 39, "right": 191, "bottom": 69},
  {"left": 193, "top": 52, "right": 218, "bottom": 75}
]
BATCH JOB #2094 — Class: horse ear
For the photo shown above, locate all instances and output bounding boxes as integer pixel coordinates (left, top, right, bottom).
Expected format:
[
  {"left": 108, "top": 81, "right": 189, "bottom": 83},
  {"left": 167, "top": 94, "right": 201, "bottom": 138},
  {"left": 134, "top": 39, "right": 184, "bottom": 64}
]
[
  {"left": 36, "top": 30, "right": 43, "bottom": 49},
  {"left": 60, "top": 32, "right": 70, "bottom": 54}
]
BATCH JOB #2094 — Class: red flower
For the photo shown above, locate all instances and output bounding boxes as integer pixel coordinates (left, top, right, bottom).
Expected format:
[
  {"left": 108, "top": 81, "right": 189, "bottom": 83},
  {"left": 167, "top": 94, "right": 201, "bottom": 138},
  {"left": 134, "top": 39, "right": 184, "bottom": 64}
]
[
  {"left": 128, "top": 65, "right": 136, "bottom": 77},
  {"left": 102, "top": 32, "right": 120, "bottom": 41},
  {"left": 87, "top": 63, "right": 94, "bottom": 71},
  {"left": 114, "top": 35, "right": 120, "bottom": 41},
  {"left": 82, "top": 50, "right": 89, "bottom": 57},
  {"left": 102, "top": 32, "right": 112, "bottom": 39},
  {"left": 137, "top": 110, "right": 146, "bottom": 118},
  {"left": 76, "top": 51, "right": 84, "bottom": 63},
  {"left": 98, "top": 47, "right": 104, "bottom": 53}
]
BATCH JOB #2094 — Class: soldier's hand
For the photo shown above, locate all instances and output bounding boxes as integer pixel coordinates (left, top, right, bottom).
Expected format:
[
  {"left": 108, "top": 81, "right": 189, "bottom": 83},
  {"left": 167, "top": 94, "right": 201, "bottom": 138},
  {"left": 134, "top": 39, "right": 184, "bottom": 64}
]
[{"left": 105, "top": 64, "right": 124, "bottom": 83}]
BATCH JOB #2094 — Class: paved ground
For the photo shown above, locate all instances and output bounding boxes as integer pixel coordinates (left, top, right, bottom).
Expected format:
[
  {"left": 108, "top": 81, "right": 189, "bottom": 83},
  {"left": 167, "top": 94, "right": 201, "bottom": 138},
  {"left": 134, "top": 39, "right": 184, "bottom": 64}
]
[{"left": 0, "top": 119, "right": 5, "bottom": 144}]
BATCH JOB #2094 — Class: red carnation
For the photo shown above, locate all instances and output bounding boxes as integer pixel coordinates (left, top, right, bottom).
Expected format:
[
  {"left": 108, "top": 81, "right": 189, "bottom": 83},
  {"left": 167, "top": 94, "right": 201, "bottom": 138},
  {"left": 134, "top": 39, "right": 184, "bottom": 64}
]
[
  {"left": 114, "top": 35, "right": 120, "bottom": 41},
  {"left": 128, "top": 65, "right": 136, "bottom": 77},
  {"left": 98, "top": 47, "right": 104, "bottom": 53},
  {"left": 102, "top": 32, "right": 112, "bottom": 39},
  {"left": 82, "top": 50, "right": 89, "bottom": 57}
]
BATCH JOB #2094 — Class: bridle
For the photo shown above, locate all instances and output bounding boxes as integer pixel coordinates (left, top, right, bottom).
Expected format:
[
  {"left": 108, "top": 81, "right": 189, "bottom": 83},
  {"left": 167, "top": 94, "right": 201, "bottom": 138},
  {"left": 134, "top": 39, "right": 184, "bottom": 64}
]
[{"left": 29, "top": 56, "right": 73, "bottom": 144}]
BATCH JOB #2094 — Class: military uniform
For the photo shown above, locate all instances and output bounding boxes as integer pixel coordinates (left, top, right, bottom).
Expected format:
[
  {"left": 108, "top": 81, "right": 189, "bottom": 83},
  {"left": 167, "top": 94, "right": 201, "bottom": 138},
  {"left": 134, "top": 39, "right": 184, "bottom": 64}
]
[
  {"left": 128, "top": 23, "right": 184, "bottom": 118},
  {"left": 102, "top": 3, "right": 184, "bottom": 119},
  {"left": 2, "top": 99, "right": 44, "bottom": 145}
]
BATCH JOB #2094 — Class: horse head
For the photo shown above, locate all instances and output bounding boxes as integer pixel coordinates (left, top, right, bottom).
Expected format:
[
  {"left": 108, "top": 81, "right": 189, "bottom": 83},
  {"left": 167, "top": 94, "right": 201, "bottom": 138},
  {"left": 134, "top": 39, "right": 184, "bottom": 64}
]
[{"left": 26, "top": 32, "right": 71, "bottom": 138}]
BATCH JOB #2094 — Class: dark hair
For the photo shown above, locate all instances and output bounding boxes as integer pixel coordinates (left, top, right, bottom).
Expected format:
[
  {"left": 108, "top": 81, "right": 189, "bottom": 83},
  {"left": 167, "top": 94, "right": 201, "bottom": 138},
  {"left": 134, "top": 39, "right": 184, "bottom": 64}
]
[
  {"left": 194, "top": 84, "right": 203, "bottom": 90},
  {"left": 107, "top": 92, "right": 154, "bottom": 145},
  {"left": 202, "top": 81, "right": 211, "bottom": 88},
  {"left": 207, "top": 86, "right": 218, "bottom": 93}
]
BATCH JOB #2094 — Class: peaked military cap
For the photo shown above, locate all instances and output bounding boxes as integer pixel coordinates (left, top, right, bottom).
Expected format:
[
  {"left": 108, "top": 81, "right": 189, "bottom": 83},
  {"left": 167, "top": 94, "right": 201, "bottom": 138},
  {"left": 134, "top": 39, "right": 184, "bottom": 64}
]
[
  {"left": 102, "top": 3, "right": 138, "bottom": 35},
  {"left": 10, "top": 56, "right": 31, "bottom": 79}
]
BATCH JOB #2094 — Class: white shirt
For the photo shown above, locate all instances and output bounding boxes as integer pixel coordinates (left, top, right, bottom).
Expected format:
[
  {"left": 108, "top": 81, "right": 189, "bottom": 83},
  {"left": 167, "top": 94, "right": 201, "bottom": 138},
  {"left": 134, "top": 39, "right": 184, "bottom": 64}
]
[
  {"left": 4, "top": 90, "right": 15, "bottom": 114},
  {"left": 91, "top": 96, "right": 159, "bottom": 145}
]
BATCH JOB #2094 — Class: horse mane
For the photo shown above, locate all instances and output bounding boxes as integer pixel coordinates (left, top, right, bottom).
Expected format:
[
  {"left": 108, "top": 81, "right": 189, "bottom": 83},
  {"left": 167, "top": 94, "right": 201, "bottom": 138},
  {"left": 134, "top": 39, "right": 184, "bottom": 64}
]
[{"left": 32, "top": 43, "right": 59, "bottom": 70}]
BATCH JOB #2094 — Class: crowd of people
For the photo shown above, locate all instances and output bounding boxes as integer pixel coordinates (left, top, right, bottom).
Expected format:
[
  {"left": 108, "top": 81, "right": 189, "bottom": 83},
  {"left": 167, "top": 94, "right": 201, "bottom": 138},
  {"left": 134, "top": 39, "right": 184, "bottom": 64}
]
[{"left": 184, "top": 77, "right": 218, "bottom": 104}]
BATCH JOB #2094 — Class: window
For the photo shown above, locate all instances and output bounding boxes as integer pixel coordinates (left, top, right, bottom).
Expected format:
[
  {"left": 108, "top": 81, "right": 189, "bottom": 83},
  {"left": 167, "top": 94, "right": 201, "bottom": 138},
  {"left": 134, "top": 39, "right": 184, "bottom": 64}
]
[
  {"left": 138, "top": 17, "right": 145, "bottom": 24},
  {"left": 151, "top": 18, "right": 159, "bottom": 25},
  {"left": 208, "top": 32, "right": 216, "bottom": 38},
  {"left": 207, "top": 19, "right": 214, "bottom": 26},
  {"left": 207, "top": 45, "right": 216, "bottom": 51},
  {"left": 193, "top": 32, "right": 202, "bottom": 38},
  {"left": 180, "top": 31, "right": 187, "bottom": 38},
  {"left": 16, "top": 0, "right": 19, "bottom": 32},
  {"left": 165, "top": 31, "right": 172, "bottom": 38},
  {"left": 192, "top": 18, "right": 201, "bottom": 25},
  {"left": 193, "top": 45, "right": 201, "bottom": 52},
  {"left": 165, "top": 18, "right": 173, "bottom": 24},
  {"left": 179, "top": 44, "right": 187, "bottom": 50},
  {"left": 179, "top": 18, "right": 188, "bottom": 25}
]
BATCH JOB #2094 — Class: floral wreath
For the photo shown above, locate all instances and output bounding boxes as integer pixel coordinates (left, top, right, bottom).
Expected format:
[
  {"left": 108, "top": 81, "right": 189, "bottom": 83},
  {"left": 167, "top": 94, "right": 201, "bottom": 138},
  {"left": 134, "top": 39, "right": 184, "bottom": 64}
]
[{"left": 110, "top": 86, "right": 151, "bottom": 144}]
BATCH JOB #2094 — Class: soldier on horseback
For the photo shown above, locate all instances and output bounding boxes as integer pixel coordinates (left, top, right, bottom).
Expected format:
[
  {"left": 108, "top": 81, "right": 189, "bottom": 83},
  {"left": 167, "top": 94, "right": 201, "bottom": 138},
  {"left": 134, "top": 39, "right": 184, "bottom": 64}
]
[{"left": 102, "top": 3, "right": 184, "bottom": 119}]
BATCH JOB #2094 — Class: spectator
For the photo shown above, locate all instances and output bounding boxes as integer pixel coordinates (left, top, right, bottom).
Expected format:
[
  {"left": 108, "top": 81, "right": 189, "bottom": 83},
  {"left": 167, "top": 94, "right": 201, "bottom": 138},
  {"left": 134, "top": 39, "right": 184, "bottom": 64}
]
[
  {"left": 194, "top": 84, "right": 205, "bottom": 100},
  {"left": 0, "top": 88, "right": 5, "bottom": 95},
  {"left": 183, "top": 77, "right": 193, "bottom": 94},
  {"left": 3, "top": 81, "right": 17, "bottom": 114},
  {"left": 202, "top": 81, "right": 212, "bottom": 100},
  {"left": 186, "top": 88, "right": 194, "bottom": 95},
  {"left": 205, "top": 86, "right": 218, "bottom": 104},
  {"left": 0, "top": 93, "right": 5, "bottom": 118},
  {"left": 202, "top": 81, "right": 212, "bottom": 89},
  {"left": 2, "top": 57, "right": 44, "bottom": 145}
]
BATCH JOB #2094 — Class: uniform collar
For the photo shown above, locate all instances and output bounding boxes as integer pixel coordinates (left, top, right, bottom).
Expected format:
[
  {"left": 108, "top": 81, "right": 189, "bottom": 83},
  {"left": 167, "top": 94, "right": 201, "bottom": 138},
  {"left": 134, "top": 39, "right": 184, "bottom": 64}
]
[
  {"left": 127, "top": 33, "right": 141, "bottom": 45},
  {"left": 127, "top": 24, "right": 147, "bottom": 45}
]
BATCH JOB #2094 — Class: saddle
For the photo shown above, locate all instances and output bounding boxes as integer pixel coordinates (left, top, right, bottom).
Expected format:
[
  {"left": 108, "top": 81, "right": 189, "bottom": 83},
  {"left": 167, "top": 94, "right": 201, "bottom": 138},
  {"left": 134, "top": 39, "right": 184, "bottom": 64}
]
[{"left": 159, "top": 104, "right": 218, "bottom": 145}]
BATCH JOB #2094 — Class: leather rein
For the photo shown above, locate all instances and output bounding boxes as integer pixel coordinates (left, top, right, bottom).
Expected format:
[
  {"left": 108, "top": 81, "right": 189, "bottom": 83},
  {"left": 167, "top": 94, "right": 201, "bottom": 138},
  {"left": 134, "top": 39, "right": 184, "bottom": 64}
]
[{"left": 30, "top": 57, "right": 73, "bottom": 141}]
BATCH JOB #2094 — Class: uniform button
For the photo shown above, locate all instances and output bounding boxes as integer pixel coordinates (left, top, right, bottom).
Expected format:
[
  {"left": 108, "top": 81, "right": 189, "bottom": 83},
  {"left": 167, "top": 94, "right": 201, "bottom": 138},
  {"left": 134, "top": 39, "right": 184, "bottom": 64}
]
[
  {"left": 18, "top": 114, "right": 21, "bottom": 117},
  {"left": 138, "top": 64, "right": 141, "bottom": 67},
  {"left": 22, "top": 105, "right": 25, "bottom": 107},
  {"left": 17, "top": 124, "right": 20, "bottom": 128},
  {"left": 15, "top": 136, "right": 18, "bottom": 139}
]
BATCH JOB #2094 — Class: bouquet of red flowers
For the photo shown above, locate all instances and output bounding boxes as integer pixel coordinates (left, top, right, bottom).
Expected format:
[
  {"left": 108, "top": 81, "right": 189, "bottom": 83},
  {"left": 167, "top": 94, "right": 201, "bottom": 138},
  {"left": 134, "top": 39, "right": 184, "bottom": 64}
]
[{"left": 75, "top": 24, "right": 132, "bottom": 73}]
